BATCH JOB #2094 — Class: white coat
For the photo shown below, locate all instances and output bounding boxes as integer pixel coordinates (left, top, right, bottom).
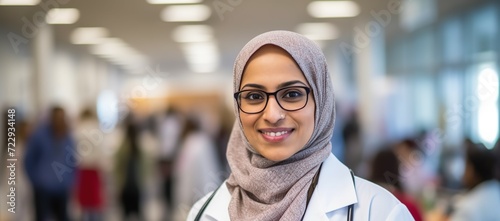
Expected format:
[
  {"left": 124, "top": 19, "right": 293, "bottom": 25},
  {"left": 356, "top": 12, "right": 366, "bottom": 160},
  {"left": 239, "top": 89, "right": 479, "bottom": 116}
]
[
  {"left": 175, "top": 131, "right": 223, "bottom": 221},
  {"left": 187, "top": 153, "right": 414, "bottom": 221},
  {"left": 449, "top": 180, "right": 500, "bottom": 221}
]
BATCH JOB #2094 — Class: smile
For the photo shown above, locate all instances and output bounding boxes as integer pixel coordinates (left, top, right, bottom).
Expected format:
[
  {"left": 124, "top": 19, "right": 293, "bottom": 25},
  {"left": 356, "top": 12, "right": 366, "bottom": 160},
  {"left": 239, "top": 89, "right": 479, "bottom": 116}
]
[{"left": 259, "top": 128, "right": 293, "bottom": 143}]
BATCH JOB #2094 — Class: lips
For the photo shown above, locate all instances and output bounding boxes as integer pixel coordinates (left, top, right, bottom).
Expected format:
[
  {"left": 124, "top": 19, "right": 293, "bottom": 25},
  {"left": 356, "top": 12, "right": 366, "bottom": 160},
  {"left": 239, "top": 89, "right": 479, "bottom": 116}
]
[{"left": 259, "top": 128, "right": 293, "bottom": 143}]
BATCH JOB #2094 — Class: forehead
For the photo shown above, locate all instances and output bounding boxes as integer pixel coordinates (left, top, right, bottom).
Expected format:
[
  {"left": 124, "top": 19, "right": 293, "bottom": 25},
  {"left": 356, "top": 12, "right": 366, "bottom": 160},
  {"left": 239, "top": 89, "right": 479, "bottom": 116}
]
[{"left": 241, "top": 45, "right": 309, "bottom": 89}]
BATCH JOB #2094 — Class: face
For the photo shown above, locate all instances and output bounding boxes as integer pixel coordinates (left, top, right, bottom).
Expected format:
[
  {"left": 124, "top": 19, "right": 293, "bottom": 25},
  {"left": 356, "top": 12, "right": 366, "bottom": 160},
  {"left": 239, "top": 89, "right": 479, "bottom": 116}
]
[
  {"left": 51, "top": 109, "right": 67, "bottom": 133},
  {"left": 239, "top": 45, "right": 315, "bottom": 162},
  {"left": 462, "top": 160, "right": 478, "bottom": 189}
]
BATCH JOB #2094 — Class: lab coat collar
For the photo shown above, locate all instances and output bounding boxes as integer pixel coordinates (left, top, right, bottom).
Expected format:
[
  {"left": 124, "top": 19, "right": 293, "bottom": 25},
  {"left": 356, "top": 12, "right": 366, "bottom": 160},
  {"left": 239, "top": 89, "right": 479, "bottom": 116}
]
[
  {"left": 302, "top": 153, "right": 358, "bottom": 220},
  {"left": 205, "top": 181, "right": 231, "bottom": 221},
  {"left": 204, "top": 154, "right": 357, "bottom": 221}
]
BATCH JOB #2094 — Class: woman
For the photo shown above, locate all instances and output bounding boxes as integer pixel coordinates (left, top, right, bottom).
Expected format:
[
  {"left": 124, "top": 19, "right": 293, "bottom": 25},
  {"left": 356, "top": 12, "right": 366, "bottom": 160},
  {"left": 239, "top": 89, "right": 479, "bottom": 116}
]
[
  {"left": 74, "top": 109, "right": 105, "bottom": 221},
  {"left": 173, "top": 117, "right": 222, "bottom": 220},
  {"left": 114, "top": 117, "right": 146, "bottom": 220},
  {"left": 369, "top": 148, "right": 423, "bottom": 221},
  {"left": 188, "top": 31, "right": 413, "bottom": 220}
]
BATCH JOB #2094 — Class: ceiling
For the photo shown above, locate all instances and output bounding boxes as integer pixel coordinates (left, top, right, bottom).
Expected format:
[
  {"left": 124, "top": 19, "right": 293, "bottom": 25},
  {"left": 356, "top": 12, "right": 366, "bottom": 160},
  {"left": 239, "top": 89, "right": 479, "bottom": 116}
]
[{"left": 0, "top": 0, "right": 490, "bottom": 75}]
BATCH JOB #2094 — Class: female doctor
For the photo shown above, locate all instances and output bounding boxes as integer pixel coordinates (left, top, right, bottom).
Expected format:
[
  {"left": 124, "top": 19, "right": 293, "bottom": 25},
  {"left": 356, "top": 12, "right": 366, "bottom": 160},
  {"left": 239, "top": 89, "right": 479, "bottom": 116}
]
[{"left": 187, "top": 31, "right": 414, "bottom": 221}]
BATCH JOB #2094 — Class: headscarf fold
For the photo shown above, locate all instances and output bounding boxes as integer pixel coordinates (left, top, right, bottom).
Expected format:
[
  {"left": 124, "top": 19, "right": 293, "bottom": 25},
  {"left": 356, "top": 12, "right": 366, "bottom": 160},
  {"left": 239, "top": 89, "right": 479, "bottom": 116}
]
[{"left": 226, "top": 30, "right": 336, "bottom": 221}]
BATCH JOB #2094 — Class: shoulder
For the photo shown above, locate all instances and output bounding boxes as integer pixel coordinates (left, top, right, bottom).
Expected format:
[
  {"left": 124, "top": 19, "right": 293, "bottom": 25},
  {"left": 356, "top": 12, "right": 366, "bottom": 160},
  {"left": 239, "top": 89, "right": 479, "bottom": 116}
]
[
  {"left": 458, "top": 180, "right": 500, "bottom": 206},
  {"left": 352, "top": 177, "right": 414, "bottom": 220},
  {"left": 187, "top": 181, "right": 231, "bottom": 221},
  {"left": 187, "top": 191, "right": 213, "bottom": 221},
  {"left": 312, "top": 154, "right": 414, "bottom": 220},
  {"left": 354, "top": 176, "right": 399, "bottom": 204},
  {"left": 452, "top": 180, "right": 500, "bottom": 220}
]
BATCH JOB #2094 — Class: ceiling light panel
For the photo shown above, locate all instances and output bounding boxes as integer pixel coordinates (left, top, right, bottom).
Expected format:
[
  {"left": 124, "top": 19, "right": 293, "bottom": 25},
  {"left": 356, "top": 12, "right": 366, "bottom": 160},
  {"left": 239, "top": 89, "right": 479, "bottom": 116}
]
[
  {"left": 161, "top": 4, "right": 211, "bottom": 22},
  {"left": 181, "top": 42, "right": 219, "bottom": 73},
  {"left": 147, "top": 0, "right": 202, "bottom": 4},
  {"left": 0, "top": 0, "right": 40, "bottom": 5},
  {"left": 295, "top": 23, "right": 338, "bottom": 41},
  {"left": 172, "top": 25, "right": 213, "bottom": 43},
  {"left": 89, "top": 38, "right": 148, "bottom": 73},
  {"left": 71, "top": 27, "right": 109, "bottom": 45},
  {"left": 90, "top": 38, "right": 131, "bottom": 57},
  {"left": 46, "top": 8, "right": 80, "bottom": 24},
  {"left": 308, "top": 1, "right": 360, "bottom": 18}
]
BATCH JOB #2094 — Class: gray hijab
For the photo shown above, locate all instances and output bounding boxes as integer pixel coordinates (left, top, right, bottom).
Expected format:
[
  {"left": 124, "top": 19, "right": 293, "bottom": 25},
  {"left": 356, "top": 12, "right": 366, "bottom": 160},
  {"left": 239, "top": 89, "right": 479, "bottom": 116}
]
[{"left": 226, "top": 30, "right": 336, "bottom": 220}]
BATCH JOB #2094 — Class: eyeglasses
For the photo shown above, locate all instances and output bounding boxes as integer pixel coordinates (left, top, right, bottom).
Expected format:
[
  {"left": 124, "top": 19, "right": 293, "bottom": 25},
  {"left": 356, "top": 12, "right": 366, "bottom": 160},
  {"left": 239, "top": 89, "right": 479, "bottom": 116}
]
[{"left": 234, "top": 86, "right": 311, "bottom": 114}]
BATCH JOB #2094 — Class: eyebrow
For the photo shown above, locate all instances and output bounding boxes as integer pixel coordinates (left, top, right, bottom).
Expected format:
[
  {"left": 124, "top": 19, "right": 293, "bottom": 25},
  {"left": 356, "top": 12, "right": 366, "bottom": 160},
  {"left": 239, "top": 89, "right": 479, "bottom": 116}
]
[{"left": 241, "top": 80, "right": 307, "bottom": 90}]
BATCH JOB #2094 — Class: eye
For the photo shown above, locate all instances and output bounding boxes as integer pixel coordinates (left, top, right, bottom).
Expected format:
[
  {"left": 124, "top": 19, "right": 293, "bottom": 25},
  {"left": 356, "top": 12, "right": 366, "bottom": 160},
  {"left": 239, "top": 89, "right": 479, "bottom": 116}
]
[
  {"left": 283, "top": 90, "right": 303, "bottom": 98},
  {"left": 246, "top": 93, "right": 264, "bottom": 100},
  {"left": 241, "top": 91, "right": 265, "bottom": 102},
  {"left": 280, "top": 87, "right": 307, "bottom": 102}
]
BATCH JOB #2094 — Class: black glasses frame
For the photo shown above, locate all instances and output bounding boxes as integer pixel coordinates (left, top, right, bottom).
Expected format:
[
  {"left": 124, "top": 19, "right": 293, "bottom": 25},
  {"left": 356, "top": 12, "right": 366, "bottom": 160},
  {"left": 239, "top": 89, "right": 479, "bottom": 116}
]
[{"left": 233, "top": 86, "right": 311, "bottom": 114}]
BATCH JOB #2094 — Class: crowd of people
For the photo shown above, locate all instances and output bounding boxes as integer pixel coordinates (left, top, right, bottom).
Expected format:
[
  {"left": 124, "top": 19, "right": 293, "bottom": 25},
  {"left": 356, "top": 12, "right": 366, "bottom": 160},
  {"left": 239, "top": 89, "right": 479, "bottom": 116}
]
[{"left": 0, "top": 104, "right": 232, "bottom": 221}]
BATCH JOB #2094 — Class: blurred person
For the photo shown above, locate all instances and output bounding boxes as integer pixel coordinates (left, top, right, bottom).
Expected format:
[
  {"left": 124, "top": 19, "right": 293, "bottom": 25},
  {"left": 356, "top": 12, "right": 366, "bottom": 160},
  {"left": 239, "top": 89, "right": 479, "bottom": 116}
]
[
  {"left": 74, "top": 108, "right": 105, "bottom": 221},
  {"left": 157, "top": 106, "right": 183, "bottom": 215},
  {"left": 187, "top": 31, "right": 413, "bottom": 220},
  {"left": 114, "top": 115, "right": 149, "bottom": 221},
  {"left": 341, "top": 109, "right": 362, "bottom": 173},
  {"left": 24, "top": 106, "right": 76, "bottom": 221},
  {"left": 395, "top": 138, "right": 435, "bottom": 199},
  {"left": 173, "top": 116, "right": 222, "bottom": 221},
  {"left": 428, "top": 143, "right": 500, "bottom": 221},
  {"left": 214, "top": 104, "right": 234, "bottom": 174},
  {"left": 493, "top": 139, "right": 500, "bottom": 181},
  {"left": 369, "top": 148, "right": 424, "bottom": 221},
  {"left": 450, "top": 143, "right": 500, "bottom": 220}
]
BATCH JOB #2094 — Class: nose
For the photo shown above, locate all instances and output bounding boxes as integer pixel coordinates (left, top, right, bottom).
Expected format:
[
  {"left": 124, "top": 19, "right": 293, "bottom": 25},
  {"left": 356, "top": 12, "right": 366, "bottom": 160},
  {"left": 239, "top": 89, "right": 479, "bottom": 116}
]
[{"left": 262, "top": 96, "right": 284, "bottom": 124}]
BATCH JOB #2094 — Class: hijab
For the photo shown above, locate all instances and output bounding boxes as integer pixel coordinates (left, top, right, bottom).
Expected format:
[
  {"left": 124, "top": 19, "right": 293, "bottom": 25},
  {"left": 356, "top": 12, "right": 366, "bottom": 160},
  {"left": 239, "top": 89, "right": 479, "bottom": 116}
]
[{"left": 226, "top": 30, "right": 336, "bottom": 220}]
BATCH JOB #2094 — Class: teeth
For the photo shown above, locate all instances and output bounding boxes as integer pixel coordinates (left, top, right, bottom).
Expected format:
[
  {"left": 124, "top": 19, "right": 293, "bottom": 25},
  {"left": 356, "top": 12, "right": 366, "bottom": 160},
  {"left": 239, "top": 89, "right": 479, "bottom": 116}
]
[{"left": 264, "top": 131, "right": 288, "bottom": 137}]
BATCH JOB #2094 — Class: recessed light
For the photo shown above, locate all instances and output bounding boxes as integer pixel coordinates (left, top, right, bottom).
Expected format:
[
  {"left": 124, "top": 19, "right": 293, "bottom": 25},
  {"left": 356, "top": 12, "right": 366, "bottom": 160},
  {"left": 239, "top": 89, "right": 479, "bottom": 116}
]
[
  {"left": 71, "top": 27, "right": 109, "bottom": 45},
  {"left": 181, "top": 42, "right": 219, "bottom": 73},
  {"left": 0, "top": 0, "right": 40, "bottom": 5},
  {"left": 90, "top": 38, "right": 129, "bottom": 57},
  {"left": 46, "top": 8, "right": 80, "bottom": 24},
  {"left": 90, "top": 38, "right": 148, "bottom": 74},
  {"left": 295, "top": 23, "right": 338, "bottom": 41},
  {"left": 146, "top": 0, "right": 202, "bottom": 4},
  {"left": 161, "top": 4, "right": 211, "bottom": 22},
  {"left": 308, "top": 1, "right": 360, "bottom": 18},
  {"left": 172, "top": 25, "right": 213, "bottom": 43}
]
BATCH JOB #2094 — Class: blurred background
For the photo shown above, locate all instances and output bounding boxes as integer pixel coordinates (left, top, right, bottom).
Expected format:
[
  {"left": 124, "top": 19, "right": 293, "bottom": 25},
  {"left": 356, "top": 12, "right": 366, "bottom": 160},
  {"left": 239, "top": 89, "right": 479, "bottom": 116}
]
[{"left": 0, "top": 0, "right": 499, "bottom": 220}]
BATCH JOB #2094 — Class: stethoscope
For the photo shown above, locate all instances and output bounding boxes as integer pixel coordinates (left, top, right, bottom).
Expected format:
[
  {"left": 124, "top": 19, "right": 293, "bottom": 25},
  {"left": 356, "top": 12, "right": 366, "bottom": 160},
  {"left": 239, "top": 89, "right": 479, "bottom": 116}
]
[{"left": 194, "top": 170, "right": 356, "bottom": 221}]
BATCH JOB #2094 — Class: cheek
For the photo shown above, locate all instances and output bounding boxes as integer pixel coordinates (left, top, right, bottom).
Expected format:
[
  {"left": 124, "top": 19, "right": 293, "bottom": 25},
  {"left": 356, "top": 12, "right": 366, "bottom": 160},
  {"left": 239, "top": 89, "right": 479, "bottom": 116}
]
[
  {"left": 240, "top": 114, "right": 258, "bottom": 136},
  {"left": 299, "top": 103, "right": 315, "bottom": 139},
  {"left": 306, "top": 101, "right": 316, "bottom": 128}
]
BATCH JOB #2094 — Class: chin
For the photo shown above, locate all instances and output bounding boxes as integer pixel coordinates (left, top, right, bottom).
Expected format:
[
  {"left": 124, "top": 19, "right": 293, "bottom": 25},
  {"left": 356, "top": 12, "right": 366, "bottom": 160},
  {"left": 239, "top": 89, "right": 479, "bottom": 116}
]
[{"left": 260, "top": 148, "right": 294, "bottom": 162}]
